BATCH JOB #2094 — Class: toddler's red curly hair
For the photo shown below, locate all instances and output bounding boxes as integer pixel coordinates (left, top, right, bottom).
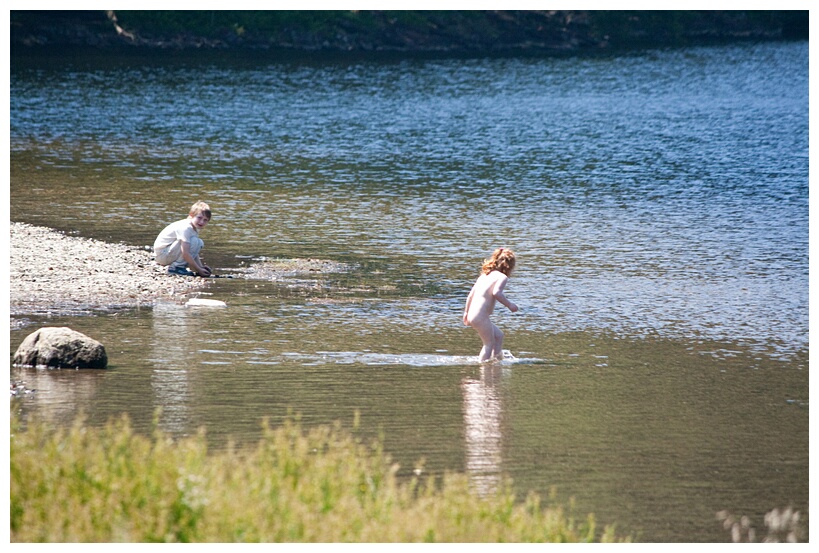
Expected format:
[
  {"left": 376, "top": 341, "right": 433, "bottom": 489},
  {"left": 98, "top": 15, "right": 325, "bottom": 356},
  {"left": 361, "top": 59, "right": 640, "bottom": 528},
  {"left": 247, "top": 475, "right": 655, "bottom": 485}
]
[{"left": 481, "top": 247, "right": 516, "bottom": 276}]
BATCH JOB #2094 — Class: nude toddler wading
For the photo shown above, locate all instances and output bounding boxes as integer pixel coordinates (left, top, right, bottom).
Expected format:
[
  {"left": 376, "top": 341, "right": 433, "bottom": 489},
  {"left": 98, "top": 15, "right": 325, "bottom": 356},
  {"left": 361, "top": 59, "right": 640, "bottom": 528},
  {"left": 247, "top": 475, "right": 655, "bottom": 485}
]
[{"left": 463, "top": 247, "right": 519, "bottom": 362}]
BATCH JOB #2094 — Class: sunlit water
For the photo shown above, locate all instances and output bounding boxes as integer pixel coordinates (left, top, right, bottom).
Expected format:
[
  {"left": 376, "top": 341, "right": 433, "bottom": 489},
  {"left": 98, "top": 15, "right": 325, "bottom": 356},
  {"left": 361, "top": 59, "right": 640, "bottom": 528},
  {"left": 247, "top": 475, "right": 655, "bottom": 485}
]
[{"left": 9, "top": 42, "right": 808, "bottom": 542}]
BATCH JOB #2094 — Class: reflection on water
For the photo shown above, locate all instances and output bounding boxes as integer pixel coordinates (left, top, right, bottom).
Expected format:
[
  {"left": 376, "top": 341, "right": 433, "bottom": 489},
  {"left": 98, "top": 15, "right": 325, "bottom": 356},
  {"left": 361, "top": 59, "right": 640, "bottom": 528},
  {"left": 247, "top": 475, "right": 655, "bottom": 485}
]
[
  {"left": 461, "top": 363, "right": 505, "bottom": 496},
  {"left": 9, "top": 366, "right": 107, "bottom": 427},
  {"left": 150, "top": 301, "right": 196, "bottom": 434}
]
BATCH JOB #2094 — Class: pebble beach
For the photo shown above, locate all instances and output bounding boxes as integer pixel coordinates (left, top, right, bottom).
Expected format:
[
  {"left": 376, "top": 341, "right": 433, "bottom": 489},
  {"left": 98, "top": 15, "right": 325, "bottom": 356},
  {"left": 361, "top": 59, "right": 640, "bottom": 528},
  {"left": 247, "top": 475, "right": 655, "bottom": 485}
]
[{"left": 9, "top": 222, "right": 207, "bottom": 322}]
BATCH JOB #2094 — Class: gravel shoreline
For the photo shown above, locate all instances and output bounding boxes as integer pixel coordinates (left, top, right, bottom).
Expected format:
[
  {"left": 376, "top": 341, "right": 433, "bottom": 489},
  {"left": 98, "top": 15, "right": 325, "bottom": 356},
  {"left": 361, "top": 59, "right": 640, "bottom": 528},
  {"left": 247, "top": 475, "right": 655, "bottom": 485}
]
[{"left": 10, "top": 222, "right": 208, "bottom": 321}]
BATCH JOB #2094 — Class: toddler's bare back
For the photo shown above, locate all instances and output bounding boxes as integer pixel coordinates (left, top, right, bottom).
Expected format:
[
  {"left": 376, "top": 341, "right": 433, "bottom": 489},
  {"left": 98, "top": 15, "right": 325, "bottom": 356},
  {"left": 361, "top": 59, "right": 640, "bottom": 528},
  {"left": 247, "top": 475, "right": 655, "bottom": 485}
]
[{"left": 465, "top": 271, "right": 505, "bottom": 323}]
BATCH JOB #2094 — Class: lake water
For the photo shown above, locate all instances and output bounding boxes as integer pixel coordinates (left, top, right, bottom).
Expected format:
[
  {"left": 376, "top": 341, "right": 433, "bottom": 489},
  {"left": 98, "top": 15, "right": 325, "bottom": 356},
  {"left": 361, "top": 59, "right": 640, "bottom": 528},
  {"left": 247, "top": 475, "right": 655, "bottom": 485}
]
[{"left": 9, "top": 42, "right": 809, "bottom": 542}]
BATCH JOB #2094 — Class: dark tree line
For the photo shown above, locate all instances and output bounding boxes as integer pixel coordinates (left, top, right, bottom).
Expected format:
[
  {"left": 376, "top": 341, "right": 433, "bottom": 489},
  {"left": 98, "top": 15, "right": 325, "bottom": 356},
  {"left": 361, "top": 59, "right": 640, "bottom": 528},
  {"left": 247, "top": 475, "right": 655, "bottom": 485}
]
[{"left": 11, "top": 10, "right": 808, "bottom": 53}]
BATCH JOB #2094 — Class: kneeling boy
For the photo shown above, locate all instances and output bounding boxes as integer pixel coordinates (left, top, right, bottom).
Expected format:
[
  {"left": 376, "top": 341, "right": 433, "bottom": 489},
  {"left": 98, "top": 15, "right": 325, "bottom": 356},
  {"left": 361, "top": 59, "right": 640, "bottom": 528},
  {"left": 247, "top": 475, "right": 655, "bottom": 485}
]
[{"left": 154, "top": 200, "right": 213, "bottom": 277}]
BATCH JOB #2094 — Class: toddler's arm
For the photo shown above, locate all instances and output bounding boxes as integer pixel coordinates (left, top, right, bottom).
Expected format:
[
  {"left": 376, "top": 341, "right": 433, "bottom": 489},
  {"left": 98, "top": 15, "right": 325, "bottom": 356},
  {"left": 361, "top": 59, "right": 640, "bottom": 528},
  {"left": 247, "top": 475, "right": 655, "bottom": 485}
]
[{"left": 493, "top": 274, "right": 518, "bottom": 312}]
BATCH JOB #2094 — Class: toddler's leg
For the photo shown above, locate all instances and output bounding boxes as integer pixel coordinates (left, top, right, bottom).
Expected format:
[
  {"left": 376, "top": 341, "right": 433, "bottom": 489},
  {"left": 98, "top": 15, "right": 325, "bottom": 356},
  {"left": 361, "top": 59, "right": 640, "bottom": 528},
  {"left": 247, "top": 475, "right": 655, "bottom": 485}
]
[
  {"left": 490, "top": 324, "right": 504, "bottom": 360},
  {"left": 471, "top": 318, "right": 497, "bottom": 363}
]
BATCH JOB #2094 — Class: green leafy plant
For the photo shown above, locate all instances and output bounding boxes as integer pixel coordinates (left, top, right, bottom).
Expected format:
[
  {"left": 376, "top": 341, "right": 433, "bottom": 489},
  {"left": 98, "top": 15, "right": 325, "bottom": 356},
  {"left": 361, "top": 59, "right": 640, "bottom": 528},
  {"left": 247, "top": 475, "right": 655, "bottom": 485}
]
[{"left": 11, "top": 411, "right": 626, "bottom": 543}]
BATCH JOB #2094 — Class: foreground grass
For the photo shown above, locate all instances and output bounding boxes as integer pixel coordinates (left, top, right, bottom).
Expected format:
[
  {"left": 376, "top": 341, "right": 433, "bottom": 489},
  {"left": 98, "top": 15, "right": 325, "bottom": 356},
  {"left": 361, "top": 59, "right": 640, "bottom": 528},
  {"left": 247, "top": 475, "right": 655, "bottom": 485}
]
[{"left": 10, "top": 412, "right": 625, "bottom": 543}]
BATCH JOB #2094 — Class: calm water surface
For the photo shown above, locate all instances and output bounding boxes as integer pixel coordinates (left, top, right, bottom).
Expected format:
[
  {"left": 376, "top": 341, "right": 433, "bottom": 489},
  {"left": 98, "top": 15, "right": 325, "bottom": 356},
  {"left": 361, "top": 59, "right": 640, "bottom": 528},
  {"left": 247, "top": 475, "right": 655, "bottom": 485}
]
[{"left": 9, "top": 42, "right": 808, "bottom": 542}]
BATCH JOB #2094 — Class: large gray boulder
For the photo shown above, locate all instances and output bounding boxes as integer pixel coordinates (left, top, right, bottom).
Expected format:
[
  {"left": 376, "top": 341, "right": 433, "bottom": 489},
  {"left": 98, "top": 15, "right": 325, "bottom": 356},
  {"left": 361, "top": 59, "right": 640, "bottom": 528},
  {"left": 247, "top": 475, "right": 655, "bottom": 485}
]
[{"left": 13, "top": 327, "right": 108, "bottom": 369}]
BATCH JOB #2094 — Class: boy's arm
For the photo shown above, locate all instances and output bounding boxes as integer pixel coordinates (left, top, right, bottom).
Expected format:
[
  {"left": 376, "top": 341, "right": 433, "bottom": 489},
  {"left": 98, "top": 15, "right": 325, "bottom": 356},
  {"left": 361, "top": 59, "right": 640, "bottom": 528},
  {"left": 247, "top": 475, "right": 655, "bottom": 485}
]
[{"left": 180, "top": 241, "right": 211, "bottom": 276}]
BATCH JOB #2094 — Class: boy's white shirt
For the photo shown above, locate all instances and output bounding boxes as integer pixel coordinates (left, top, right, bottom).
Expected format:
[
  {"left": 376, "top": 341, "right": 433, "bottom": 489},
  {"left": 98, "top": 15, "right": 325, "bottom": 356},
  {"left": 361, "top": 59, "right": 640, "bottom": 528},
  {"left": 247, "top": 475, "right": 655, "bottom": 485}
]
[{"left": 153, "top": 218, "right": 198, "bottom": 250}]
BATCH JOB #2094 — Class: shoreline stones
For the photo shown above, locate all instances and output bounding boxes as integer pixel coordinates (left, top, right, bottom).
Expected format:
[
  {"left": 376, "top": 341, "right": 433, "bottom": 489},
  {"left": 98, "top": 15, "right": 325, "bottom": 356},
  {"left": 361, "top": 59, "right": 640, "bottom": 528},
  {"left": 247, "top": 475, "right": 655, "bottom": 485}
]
[
  {"left": 10, "top": 222, "right": 207, "bottom": 319},
  {"left": 13, "top": 327, "right": 108, "bottom": 369},
  {"left": 239, "top": 257, "right": 351, "bottom": 280}
]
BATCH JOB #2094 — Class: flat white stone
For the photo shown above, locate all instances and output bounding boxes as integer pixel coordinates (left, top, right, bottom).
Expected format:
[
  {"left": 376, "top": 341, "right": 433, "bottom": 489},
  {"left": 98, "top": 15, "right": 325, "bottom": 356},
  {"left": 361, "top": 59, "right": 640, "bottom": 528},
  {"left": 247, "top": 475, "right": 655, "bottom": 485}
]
[{"left": 185, "top": 298, "right": 227, "bottom": 307}]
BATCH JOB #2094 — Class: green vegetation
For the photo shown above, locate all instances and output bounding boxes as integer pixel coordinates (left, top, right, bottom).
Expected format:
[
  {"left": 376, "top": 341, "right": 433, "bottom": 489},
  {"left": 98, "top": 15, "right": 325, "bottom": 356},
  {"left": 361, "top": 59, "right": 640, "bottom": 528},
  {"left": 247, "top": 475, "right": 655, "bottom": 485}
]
[
  {"left": 118, "top": 10, "right": 364, "bottom": 37},
  {"left": 586, "top": 10, "right": 807, "bottom": 46},
  {"left": 10, "top": 411, "right": 626, "bottom": 543},
  {"left": 10, "top": 10, "right": 808, "bottom": 53},
  {"left": 114, "top": 10, "right": 809, "bottom": 50}
]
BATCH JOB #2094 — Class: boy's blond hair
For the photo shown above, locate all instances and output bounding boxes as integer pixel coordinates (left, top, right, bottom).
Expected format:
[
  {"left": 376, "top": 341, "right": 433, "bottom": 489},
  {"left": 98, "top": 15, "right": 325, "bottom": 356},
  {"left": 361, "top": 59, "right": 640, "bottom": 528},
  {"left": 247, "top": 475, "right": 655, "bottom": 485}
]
[
  {"left": 482, "top": 247, "right": 516, "bottom": 276},
  {"left": 189, "top": 201, "right": 212, "bottom": 220}
]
